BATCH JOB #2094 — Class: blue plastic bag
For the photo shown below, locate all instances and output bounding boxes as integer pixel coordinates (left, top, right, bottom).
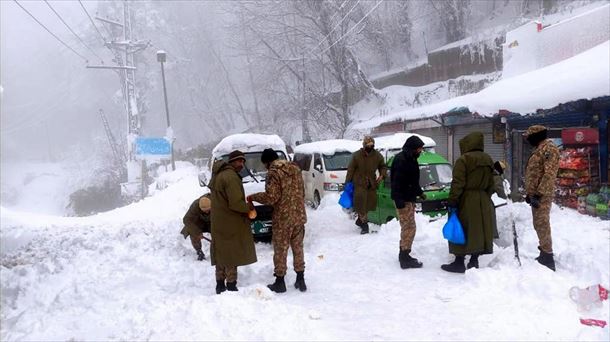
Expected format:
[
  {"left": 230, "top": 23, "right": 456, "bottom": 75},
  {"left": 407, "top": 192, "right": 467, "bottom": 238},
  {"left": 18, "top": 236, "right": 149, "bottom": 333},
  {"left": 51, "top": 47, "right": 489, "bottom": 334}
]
[
  {"left": 443, "top": 212, "right": 466, "bottom": 245},
  {"left": 338, "top": 182, "right": 354, "bottom": 209}
]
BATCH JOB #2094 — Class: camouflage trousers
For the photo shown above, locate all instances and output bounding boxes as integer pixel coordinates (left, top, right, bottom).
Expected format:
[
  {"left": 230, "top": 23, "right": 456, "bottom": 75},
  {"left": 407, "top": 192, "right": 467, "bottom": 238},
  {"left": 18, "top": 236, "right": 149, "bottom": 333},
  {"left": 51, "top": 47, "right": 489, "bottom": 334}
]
[
  {"left": 189, "top": 234, "right": 202, "bottom": 252},
  {"left": 396, "top": 203, "right": 417, "bottom": 251},
  {"left": 532, "top": 196, "right": 553, "bottom": 253},
  {"left": 215, "top": 265, "right": 238, "bottom": 283},
  {"left": 272, "top": 224, "right": 305, "bottom": 277}
]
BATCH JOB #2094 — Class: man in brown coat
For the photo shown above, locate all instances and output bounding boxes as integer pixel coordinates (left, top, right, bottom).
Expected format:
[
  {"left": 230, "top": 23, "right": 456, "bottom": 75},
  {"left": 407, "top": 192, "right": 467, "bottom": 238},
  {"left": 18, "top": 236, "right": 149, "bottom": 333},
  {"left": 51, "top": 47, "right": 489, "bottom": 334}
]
[
  {"left": 524, "top": 125, "right": 560, "bottom": 271},
  {"left": 249, "top": 149, "right": 307, "bottom": 293},
  {"left": 180, "top": 195, "right": 211, "bottom": 261},
  {"left": 209, "top": 150, "right": 257, "bottom": 294},
  {"left": 346, "top": 136, "right": 387, "bottom": 234}
]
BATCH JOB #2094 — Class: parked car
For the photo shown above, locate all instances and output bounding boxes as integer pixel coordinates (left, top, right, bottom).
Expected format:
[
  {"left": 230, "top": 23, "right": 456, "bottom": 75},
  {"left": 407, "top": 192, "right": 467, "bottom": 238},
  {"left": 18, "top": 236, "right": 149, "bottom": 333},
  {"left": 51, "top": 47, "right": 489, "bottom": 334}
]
[
  {"left": 198, "top": 133, "right": 289, "bottom": 239},
  {"left": 367, "top": 151, "right": 453, "bottom": 225},
  {"left": 293, "top": 139, "right": 361, "bottom": 208},
  {"left": 374, "top": 132, "right": 437, "bottom": 161}
]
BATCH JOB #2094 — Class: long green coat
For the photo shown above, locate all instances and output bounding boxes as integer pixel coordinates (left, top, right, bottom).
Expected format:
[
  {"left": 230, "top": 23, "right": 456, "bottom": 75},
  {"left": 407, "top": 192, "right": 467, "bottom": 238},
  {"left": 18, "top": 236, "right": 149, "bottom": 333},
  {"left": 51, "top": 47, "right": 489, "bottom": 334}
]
[
  {"left": 346, "top": 148, "right": 387, "bottom": 215},
  {"left": 209, "top": 161, "right": 257, "bottom": 267},
  {"left": 447, "top": 132, "right": 495, "bottom": 256}
]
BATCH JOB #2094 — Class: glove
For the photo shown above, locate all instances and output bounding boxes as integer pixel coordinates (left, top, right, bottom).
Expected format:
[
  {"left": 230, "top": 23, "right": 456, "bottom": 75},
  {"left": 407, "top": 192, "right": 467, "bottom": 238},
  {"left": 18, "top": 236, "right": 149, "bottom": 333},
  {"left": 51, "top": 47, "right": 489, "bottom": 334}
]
[
  {"left": 394, "top": 199, "right": 406, "bottom": 209},
  {"left": 525, "top": 195, "right": 531, "bottom": 204},
  {"left": 530, "top": 195, "right": 541, "bottom": 209},
  {"left": 419, "top": 192, "right": 427, "bottom": 200},
  {"left": 246, "top": 195, "right": 252, "bottom": 202}
]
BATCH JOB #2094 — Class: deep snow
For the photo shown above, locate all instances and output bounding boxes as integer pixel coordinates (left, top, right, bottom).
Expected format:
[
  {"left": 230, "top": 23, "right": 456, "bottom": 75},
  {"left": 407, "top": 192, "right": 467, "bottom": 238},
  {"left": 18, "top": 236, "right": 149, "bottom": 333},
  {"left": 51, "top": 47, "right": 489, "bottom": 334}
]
[{"left": 1, "top": 165, "right": 609, "bottom": 341}]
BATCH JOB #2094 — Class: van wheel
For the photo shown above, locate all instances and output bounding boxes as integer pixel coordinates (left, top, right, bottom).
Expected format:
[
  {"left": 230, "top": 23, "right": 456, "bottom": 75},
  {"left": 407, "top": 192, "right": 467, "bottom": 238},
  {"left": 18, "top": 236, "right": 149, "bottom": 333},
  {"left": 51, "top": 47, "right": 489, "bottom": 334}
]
[{"left": 313, "top": 191, "right": 321, "bottom": 209}]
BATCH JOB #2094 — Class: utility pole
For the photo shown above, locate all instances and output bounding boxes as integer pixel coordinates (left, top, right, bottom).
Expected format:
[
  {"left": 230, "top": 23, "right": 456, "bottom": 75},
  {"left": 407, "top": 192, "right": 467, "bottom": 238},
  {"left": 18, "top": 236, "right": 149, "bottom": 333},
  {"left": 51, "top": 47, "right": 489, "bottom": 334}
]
[
  {"left": 156, "top": 50, "right": 175, "bottom": 171},
  {"left": 87, "top": 0, "right": 149, "bottom": 200},
  {"left": 301, "top": 54, "right": 311, "bottom": 143}
]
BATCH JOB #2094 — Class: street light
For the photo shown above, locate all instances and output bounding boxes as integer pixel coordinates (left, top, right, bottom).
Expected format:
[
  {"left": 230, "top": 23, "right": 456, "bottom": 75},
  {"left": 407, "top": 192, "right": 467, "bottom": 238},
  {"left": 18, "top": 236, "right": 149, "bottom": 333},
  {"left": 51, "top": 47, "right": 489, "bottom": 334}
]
[{"left": 157, "top": 50, "right": 175, "bottom": 171}]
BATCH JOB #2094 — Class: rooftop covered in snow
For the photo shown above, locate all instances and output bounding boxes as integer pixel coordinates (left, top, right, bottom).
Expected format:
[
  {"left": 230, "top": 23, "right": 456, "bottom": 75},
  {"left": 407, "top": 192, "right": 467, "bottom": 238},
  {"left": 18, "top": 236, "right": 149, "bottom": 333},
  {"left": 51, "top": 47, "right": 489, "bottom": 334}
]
[
  {"left": 352, "top": 40, "right": 610, "bottom": 130},
  {"left": 373, "top": 133, "right": 437, "bottom": 150},
  {"left": 293, "top": 139, "right": 361, "bottom": 155},
  {"left": 212, "top": 133, "right": 287, "bottom": 157}
]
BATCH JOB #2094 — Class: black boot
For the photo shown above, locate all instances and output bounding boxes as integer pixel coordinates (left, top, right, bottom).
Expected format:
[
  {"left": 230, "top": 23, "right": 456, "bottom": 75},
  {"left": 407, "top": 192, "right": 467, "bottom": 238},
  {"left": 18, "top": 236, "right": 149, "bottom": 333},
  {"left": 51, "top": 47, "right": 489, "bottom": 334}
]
[
  {"left": 226, "top": 281, "right": 238, "bottom": 291},
  {"left": 355, "top": 217, "right": 363, "bottom": 228},
  {"left": 294, "top": 271, "right": 307, "bottom": 292},
  {"left": 267, "top": 274, "right": 286, "bottom": 293},
  {"left": 399, "top": 249, "right": 423, "bottom": 269},
  {"left": 215, "top": 280, "right": 226, "bottom": 294},
  {"left": 360, "top": 222, "right": 369, "bottom": 235},
  {"left": 467, "top": 254, "right": 479, "bottom": 269},
  {"left": 441, "top": 256, "right": 466, "bottom": 273},
  {"left": 196, "top": 250, "right": 206, "bottom": 261},
  {"left": 536, "top": 249, "right": 556, "bottom": 272}
]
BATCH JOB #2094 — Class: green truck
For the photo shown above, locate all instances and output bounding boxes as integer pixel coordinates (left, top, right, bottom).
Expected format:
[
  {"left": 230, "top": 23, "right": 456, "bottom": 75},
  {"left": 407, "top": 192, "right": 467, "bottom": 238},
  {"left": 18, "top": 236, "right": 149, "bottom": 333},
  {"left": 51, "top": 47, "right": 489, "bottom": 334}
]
[{"left": 368, "top": 151, "right": 453, "bottom": 225}]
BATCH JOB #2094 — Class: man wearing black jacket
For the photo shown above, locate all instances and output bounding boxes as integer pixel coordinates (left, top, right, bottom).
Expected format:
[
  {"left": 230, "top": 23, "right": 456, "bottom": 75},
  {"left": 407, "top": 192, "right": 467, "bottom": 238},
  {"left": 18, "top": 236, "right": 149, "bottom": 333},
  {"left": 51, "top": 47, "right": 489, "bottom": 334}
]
[{"left": 391, "top": 136, "right": 426, "bottom": 269}]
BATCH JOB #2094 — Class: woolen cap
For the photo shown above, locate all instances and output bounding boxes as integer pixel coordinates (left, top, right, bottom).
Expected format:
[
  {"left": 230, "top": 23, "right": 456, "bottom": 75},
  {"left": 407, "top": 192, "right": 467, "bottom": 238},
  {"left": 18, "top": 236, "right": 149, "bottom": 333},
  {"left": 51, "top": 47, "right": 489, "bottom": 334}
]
[
  {"left": 198, "top": 197, "right": 211, "bottom": 211},
  {"left": 228, "top": 150, "right": 246, "bottom": 163},
  {"left": 261, "top": 148, "right": 279, "bottom": 164},
  {"left": 363, "top": 135, "right": 375, "bottom": 147}
]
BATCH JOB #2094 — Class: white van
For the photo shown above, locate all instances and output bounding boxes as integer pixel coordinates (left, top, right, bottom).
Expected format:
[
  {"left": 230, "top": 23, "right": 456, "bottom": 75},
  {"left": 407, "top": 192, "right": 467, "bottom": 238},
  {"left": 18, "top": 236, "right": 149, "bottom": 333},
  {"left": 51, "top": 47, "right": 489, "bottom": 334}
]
[
  {"left": 373, "top": 132, "right": 437, "bottom": 161},
  {"left": 199, "top": 133, "right": 289, "bottom": 238},
  {"left": 293, "top": 139, "right": 361, "bottom": 207}
]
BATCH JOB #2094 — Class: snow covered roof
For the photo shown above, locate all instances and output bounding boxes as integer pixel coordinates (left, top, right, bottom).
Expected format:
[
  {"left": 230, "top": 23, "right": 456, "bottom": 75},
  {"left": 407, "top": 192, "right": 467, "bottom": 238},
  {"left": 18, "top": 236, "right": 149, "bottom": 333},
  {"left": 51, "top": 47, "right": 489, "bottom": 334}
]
[
  {"left": 373, "top": 133, "right": 437, "bottom": 150},
  {"left": 293, "top": 139, "right": 361, "bottom": 155},
  {"left": 353, "top": 40, "right": 610, "bottom": 130},
  {"left": 212, "top": 133, "right": 287, "bottom": 157}
]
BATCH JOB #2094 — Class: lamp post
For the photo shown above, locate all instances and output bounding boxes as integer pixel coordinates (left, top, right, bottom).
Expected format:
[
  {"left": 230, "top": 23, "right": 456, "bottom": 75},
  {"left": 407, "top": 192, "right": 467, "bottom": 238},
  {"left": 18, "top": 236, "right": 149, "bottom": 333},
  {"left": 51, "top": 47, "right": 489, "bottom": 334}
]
[{"left": 157, "top": 50, "right": 175, "bottom": 171}]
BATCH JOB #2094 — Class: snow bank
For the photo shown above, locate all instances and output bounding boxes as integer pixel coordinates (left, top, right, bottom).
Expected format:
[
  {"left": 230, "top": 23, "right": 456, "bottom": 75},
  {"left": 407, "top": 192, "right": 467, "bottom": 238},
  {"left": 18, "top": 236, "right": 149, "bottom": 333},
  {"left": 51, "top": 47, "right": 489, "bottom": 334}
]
[
  {"left": 212, "top": 134, "right": 287, "bottom": 158},
  {"left": 353, "top": 40, "right": 610, "bottom": 130},
  {"left": 294, "top": 139, "right": 361, "bottom": 155},
  {"left": 1, "top": 170, "right": 608, "bottom": 340}
]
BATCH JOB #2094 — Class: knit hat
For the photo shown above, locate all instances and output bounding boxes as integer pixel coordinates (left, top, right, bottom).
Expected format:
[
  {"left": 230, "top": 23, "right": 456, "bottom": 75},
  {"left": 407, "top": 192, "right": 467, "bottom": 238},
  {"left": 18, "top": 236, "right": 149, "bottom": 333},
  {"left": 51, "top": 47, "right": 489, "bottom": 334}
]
[
  {"left": 524, "top": 125, "right": 547, "bottom": 136},
  {"left": 404, "top": 135, "right": 425, "bottom": 150},
  {"left": 363, "top": 135, "right": 375, "bottom": 147},
  {"left": 227, "top": 150, "right": 246, "bottom": 163},
  {"left": 261, "top": 148, "right": 279, "bottom": 164},
  {"left": 199, "top": 196, "right": 211, "bottom": 211}
]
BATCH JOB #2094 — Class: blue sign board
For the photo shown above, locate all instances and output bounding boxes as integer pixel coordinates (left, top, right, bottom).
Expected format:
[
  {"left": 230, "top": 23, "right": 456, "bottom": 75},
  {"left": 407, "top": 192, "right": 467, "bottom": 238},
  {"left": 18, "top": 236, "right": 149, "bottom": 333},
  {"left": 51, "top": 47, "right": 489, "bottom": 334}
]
[{"left": 135, "top": 137, "right": 171, "bottom": 157}]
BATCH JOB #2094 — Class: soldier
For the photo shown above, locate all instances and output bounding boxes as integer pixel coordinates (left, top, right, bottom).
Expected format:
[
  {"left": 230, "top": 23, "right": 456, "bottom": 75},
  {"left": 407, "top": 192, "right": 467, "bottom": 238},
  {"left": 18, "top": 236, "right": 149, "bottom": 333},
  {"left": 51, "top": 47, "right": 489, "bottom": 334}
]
[
  {"left": 248, "top": 149, "right": 307, "bottom": 293},
  {"left": 441, "top": 132, "right": 496, "bottom": 273},
  {"left": 209, "top": 150, "right": 258, "bottom": 294},
  {"left": 390, "top": 136, "right": 426, "bottom": 269},
  {"left": 346, "top": 136, "right": 387, "bottom": 234},
  {"left": 524, "top": 125, "right": 560, "bottom": 271},
  {"left": 180, "top": 195, "right": 211, "bottom": 261}
]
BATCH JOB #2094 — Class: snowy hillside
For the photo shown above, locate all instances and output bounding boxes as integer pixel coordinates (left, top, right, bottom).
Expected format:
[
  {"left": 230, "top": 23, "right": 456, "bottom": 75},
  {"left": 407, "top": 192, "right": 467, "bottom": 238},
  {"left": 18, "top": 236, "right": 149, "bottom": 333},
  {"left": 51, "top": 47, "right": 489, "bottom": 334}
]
[{"left": 1, "top": 167, "right": 608, "bottom": 340}]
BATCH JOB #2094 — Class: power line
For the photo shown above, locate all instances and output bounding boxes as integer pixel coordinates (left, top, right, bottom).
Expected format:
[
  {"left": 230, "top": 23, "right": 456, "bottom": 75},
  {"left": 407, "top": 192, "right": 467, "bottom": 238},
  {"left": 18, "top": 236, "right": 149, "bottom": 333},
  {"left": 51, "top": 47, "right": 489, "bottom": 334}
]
[
  {"left": 43, "top": 0, "right": 104, "bottom": 63},
  {"left": 319, "top": 0, "right": 384, "bottom": 56},
  {"left": 12, "top": 0, "right": 89, "bottom": 63},
  {"left": 307, "top": 0, "right": 362, "bottom": 57},
  {"left": 78, "top": 0, "right": 107, "bottom": 44}
]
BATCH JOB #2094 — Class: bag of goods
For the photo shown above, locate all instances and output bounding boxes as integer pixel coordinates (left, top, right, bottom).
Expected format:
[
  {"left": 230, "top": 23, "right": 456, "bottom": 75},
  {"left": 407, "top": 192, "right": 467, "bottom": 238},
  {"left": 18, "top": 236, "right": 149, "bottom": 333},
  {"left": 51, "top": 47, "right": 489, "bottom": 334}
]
[
  {"left": 578, "top": 196, "right": 587, "bottom": 214},
  {"left": 597, "top": 202, "right": 609, "bottom": 220},
  {"left": 558, "top": 169, "right": 589, "bottom": 179},
  {"left": 559, "top": 157, "right": 589, "bottom": 170},
  {"left": 586, "top": 194, "right": 601, "bottom": 216}
]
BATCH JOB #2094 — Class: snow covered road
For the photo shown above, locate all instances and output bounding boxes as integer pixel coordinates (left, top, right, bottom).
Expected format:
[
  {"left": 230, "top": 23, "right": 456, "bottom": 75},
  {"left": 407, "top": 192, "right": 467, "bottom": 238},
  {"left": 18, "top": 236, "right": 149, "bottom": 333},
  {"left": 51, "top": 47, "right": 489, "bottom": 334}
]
[{"left": 1, "top": 166, "right": 609, "bottom": 341}]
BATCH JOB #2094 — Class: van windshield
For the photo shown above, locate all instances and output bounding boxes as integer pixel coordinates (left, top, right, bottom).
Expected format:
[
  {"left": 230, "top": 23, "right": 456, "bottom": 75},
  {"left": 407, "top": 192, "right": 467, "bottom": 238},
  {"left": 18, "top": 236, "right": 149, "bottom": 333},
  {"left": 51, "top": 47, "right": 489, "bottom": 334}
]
[
  {"left": 221, "top": 151, "right": 287, "bottom": 182},
  {"left": 419, "top": 164, "right": 453, "bottom": 191},
  {"left": 323, "top": 151, "right": 353, "bottom": 171}
]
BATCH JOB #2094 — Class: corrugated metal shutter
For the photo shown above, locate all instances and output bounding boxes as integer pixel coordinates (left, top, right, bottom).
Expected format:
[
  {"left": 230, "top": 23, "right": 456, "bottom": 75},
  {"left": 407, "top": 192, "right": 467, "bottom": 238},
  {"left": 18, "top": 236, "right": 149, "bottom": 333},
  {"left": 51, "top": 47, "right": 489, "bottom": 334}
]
[
  {"left": 452, "top": 122, "right": 505, "bottom": 164},
  {"left": 410, "top": 126, "right": 449, "bottom": 160}
]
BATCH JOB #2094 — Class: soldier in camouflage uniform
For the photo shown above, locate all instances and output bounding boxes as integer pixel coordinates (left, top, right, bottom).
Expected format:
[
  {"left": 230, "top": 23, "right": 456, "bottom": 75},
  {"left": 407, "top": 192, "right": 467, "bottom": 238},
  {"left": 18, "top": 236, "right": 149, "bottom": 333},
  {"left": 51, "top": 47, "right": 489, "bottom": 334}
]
[
  {"left": 248, "top": 148, "right": 307, "bottom": 293},
  {"left": 180, "top": 195, "right": 211, "bottom": 261},
  {"left": 524, "top": 125, "right": 560, "bottom": 272}
]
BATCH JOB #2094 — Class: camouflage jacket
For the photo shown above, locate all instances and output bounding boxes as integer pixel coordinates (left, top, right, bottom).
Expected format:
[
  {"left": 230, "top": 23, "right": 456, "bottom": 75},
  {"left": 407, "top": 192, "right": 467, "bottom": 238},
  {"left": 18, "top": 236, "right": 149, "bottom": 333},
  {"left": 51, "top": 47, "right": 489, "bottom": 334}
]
[
  {"left": 250, "top": 159, "right": 307, "bottom": 228},
  {"left": 525, "top": 139, "right": 560, "bottom": 197}
]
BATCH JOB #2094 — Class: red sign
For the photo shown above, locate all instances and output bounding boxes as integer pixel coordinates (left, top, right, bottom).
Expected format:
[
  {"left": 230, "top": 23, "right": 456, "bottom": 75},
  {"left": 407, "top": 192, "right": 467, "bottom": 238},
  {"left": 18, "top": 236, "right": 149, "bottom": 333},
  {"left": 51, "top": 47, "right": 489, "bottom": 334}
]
[{"left": 561, "top": 128, "right": 599, "bottom": 145}]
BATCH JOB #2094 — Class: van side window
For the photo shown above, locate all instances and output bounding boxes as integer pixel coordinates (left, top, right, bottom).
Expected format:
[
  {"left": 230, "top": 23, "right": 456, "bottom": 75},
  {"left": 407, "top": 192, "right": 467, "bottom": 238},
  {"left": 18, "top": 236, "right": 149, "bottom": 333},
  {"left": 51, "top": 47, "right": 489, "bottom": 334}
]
[
  {"left": 314, "top": 153, "right": 323, "bottom": 171},
  {"left": 293, "top": 153, "right": 311, "bottom": 171}
]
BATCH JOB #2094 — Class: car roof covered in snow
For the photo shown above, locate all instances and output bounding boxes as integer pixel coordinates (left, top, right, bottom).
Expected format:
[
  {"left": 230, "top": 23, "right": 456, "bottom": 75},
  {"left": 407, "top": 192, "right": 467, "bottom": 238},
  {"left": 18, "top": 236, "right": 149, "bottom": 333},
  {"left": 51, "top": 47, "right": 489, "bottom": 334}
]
[
  {"left": 373, "top": 133, "right": 436, "bottom": 150},
  {"left": 212, "top": 133, "right": 287, "bottom": 158},
  {"left": 293, "top": 139, "right": 362, "bottom": 155}
]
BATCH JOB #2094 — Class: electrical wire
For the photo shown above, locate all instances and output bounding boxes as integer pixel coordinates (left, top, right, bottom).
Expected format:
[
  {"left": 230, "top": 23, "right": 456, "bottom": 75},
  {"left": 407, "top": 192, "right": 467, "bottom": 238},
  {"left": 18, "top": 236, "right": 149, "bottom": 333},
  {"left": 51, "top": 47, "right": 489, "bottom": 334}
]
[
  {"left": 307, "top": 0, "right": 362, "bottom": 57},
  {"left": 319, "top": 0, "right": 384, "bottom": 56},
  {"left": 77, "top": 0, "right": 107, "bottom": 44},
  {"left": 12, "top": 0, "right": 89, "bottom": 63},
  {"left": 43, "top": 0, "right": 104, "bottom": 63}
]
